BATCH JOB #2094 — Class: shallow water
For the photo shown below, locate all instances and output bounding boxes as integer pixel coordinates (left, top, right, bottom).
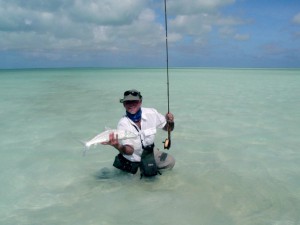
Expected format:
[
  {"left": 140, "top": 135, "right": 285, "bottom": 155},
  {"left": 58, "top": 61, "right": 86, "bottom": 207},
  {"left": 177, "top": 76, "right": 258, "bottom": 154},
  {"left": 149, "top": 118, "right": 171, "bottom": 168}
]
[{"left": 0, "top": 68, "right": 300, "bottom": 225}]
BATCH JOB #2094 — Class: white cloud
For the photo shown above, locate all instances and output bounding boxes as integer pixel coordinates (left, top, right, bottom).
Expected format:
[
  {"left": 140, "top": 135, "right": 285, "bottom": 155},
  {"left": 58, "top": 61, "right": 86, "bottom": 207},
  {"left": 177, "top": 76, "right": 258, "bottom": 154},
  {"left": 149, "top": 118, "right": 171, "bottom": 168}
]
[
  {"left": 171, "top": 13, "right": 213, "bottom": 37},
  {"left": 234, "top": 34, "right": 250, "bottom": 41},
  {"left": 69, "top": 0, "right": 146, "bottom": 25},
  {"left": 170, "top": 11, "right": 246, "bottom": 44},
  {"left": 0, "top": 0, "right": 244, "bottom": 57},
  {"left": 292, "top": 12, "right": 300, "bottom": 24},
  {"left": 92, "top": 8, "right": 163, "bottom": 52},
  {"left": 168, "top": 0, "right": 235, "bottom": 15},
  {"left": 215, "top": 15, "right": 245, "bottom": 26},
  {"left": 219, "top": 26, "right": 235, "bottom": 37},
  {"left": 138, "top": 8, "right": 156, "bottom": 22}
]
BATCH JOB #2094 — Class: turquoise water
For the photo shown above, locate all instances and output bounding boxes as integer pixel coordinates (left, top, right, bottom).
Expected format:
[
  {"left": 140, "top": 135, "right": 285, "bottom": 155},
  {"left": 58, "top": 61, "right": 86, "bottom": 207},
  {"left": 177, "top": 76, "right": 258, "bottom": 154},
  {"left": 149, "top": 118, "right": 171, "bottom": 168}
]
[{"left": 0, "top": 68, "right": 300, "bottom": 225}]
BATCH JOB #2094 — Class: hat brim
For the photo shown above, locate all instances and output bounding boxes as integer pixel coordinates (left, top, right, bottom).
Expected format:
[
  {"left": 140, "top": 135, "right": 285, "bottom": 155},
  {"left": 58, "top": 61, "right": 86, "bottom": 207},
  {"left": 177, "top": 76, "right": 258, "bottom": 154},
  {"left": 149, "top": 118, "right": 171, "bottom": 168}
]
[{"left": 119, "top": 94, "right": 141, "bottom": 103}]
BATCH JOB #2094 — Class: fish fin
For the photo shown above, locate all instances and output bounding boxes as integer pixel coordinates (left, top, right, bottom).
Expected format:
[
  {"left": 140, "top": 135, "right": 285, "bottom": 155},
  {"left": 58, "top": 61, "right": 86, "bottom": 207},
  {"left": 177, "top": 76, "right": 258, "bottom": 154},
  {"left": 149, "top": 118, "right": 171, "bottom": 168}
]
[{"left": 77, "top": 140, "right": 89, "bottom": 156}]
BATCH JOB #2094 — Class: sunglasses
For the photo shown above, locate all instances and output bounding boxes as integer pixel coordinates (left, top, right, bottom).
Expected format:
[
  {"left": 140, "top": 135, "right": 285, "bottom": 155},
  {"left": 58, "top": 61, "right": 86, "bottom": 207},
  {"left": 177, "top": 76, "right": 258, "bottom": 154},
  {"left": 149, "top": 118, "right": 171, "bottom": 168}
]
[
  {"left": 124, "top": 100, "right": 140, "bottom": 105},
  {"left": 124, "top": 91, "right": 140, "bottom": 96}
]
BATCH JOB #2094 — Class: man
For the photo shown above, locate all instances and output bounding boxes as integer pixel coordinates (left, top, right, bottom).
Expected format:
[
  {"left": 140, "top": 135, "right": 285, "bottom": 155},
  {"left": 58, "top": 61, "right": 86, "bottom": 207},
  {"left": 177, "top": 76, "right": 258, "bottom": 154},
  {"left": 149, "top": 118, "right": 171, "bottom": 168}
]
[{"left": 102, "top": 89, "right": 175, "bottom": 175}]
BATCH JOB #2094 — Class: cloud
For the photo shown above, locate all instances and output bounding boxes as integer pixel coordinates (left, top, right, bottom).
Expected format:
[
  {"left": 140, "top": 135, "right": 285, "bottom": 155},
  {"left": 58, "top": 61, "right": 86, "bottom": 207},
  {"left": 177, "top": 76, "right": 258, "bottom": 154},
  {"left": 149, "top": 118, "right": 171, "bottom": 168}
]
[
  {"left": 292, "top": 12, "right": 300, "bottom": 24},
  {"left": 69, "top": 0, "right": 146, "bottom": 25},
  {"left": 2, "top": 0, "right": 271, "bottom": 68},
  {"left": 168, "top": 0, "right": 235, "bottom": 15},
  {"left": 92, "top": 8, "right": 163, "bottom": 51},
  {"left": 234, "top": 34, "right": 250, "bottom": 41},
  {"left": 166, "top": 0, "right": 247, "bottom": 44},
  {"left": 0, "top": 0, "right": 243, "bottom": 51},
  {"left": 171, "top": 14, "right": 213, "bottom": 36},
  {"left": 0, "top": 0, "right": 154, "bottom": 51}
]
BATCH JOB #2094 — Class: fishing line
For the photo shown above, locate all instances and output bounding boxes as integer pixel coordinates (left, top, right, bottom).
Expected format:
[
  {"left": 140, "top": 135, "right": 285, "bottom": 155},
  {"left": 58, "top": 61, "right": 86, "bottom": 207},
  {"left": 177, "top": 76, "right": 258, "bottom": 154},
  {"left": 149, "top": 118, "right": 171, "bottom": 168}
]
[{"left": 163, "top": 0, "right": 171, "bottom": 149}]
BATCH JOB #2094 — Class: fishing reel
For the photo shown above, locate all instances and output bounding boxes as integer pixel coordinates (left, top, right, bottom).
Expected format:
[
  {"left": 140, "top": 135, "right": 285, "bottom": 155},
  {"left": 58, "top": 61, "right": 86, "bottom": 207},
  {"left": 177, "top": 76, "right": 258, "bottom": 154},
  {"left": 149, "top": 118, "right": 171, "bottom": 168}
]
[{"left": 163, "top": 138, "right": 171, "bottom": 149}]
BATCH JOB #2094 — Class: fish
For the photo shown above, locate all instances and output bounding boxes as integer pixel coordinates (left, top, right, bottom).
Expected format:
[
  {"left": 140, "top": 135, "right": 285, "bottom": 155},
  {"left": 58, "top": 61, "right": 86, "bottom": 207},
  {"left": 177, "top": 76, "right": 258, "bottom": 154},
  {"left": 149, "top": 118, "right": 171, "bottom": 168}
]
[{"left": 83, "top": 129, "right": 137, "bottom": 154}]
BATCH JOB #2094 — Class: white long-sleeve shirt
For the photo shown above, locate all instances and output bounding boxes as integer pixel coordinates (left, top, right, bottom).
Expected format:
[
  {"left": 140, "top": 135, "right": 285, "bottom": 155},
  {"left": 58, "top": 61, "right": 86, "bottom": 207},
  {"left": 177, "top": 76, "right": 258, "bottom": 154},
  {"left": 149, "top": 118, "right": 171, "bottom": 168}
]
[{"left": 117, "top": 107, "right": 166, "bottom": 162}]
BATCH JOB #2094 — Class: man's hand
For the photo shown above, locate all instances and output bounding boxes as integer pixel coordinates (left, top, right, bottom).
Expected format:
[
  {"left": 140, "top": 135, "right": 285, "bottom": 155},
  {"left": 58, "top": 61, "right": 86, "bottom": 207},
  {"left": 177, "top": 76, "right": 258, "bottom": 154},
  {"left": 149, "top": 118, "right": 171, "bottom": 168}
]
[
  {"left": 165, "top": 112, "right": 174, "bottom": 123},
  {"left": 102, "top": 132, "right": 119, "bottom": 148}
]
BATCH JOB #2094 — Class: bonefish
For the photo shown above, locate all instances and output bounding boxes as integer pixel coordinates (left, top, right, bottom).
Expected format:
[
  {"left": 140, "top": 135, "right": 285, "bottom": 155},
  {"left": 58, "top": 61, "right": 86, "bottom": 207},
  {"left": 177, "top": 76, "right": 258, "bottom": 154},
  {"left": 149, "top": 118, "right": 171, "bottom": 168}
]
[{"left": 83, "top": 129, "right": 137, "bottom": 155}]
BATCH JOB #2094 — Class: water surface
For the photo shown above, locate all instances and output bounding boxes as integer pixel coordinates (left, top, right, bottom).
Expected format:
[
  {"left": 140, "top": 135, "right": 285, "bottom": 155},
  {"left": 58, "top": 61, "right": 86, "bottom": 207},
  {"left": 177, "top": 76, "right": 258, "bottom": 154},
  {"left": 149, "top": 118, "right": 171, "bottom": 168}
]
[{"left": 0, "top": 68, "right": 299, "bottom": 225}]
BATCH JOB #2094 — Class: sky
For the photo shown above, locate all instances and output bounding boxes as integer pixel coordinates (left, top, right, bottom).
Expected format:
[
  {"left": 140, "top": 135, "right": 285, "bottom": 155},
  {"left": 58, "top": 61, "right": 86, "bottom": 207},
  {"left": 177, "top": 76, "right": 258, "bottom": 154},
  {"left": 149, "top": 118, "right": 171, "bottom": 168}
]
[{"left": 0, "top": 0, "right": 300, "bottom": 69}]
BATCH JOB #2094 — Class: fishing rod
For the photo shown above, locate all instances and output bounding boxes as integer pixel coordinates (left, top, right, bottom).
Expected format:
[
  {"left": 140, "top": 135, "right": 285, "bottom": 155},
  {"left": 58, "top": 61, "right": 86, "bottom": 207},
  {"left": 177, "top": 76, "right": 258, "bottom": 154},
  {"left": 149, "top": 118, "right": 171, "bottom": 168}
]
[{"left": 163, "top": 0, "right": 171, "bottom": 150}]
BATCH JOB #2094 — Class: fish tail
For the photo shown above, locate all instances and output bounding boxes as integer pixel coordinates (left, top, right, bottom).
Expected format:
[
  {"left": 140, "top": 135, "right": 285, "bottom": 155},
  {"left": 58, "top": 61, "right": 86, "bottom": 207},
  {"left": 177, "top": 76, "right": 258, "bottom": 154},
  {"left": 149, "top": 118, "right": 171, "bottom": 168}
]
[{"left": 78, "top": 140, "right": 89, "bottom": 156}]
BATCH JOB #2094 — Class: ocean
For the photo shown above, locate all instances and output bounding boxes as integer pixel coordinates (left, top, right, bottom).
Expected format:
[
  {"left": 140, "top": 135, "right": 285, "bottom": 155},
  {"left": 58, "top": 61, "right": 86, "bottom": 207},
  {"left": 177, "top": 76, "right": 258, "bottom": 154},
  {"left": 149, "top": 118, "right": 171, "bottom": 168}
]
[{"left": 0, "top": 68, "right": 299, "bottom": 225}]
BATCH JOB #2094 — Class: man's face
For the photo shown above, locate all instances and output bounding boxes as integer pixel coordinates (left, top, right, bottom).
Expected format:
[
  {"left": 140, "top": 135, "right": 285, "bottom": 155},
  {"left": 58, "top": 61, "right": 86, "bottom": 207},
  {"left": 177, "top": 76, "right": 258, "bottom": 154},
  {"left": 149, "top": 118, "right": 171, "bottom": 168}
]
[{"left": 123, "top": 100, "right": 142, "bottom": 114}]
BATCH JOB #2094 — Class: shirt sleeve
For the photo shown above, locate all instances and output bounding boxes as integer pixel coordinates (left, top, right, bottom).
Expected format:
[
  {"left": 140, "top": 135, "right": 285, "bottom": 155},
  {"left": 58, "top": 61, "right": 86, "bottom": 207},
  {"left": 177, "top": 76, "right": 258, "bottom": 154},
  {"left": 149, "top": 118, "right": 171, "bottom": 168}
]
[{"left": 154, "top": 109, "right": 166, "bottom": 129}]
